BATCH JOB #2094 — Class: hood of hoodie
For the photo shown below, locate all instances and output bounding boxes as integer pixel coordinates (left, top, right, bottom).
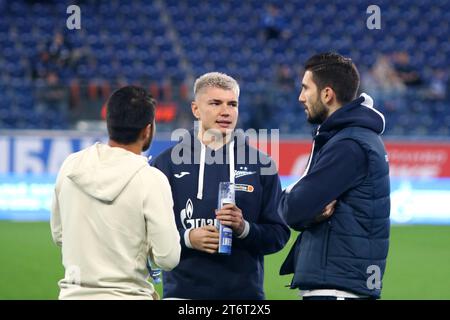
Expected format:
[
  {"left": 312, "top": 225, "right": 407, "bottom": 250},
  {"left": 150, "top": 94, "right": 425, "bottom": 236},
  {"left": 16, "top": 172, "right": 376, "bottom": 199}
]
[
  {"left": 67, "top": 143, "right": 148, "bottom": 203},
  {"left": 315, "top": 93, "right": 385, "bottom": 144}
]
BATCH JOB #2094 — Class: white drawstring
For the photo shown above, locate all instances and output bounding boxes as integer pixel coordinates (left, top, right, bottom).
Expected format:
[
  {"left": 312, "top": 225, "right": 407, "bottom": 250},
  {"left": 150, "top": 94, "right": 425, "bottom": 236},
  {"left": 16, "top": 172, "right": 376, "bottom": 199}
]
[
  {"left": 197, "top": 143, "right": 206, "bottom": 200},
  {"left": 229, "top": 140, "right": 235, "bottom": 184}
]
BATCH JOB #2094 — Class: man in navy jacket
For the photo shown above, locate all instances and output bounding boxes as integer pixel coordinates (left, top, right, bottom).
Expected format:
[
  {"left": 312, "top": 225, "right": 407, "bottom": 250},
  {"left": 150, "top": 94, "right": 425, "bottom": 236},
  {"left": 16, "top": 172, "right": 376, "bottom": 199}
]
[
  {"left": 152, "top": 72, "right": 290, "bottom": 299},
  {"left": 279, "top": 52, "right": 390, "bottom": 300}
]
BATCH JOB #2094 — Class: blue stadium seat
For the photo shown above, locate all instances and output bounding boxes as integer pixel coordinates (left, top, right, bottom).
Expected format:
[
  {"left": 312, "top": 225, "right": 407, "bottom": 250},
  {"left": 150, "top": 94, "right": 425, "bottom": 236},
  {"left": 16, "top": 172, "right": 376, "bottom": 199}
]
[{"left": 0, "top": 0, "right": 448, "bottom": 133}]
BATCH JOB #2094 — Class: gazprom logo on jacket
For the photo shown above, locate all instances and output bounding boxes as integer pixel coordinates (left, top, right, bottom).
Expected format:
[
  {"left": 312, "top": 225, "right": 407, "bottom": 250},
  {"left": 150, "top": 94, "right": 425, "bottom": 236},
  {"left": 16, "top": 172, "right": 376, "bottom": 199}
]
[
  {"left": 180, "top": 199, "right": 194, "bottom": 229},
  {"left": 180, "top": 198, "right": 217, "bottom": 229}
]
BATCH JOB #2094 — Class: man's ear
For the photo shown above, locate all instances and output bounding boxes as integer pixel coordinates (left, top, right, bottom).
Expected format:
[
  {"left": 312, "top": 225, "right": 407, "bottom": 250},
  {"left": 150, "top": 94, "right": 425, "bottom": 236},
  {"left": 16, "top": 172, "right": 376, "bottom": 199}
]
[
  {"left": 321, "top": 87, "right": 335, "bottom": 105},
  {"left": 142, "top": 123, "right": 152, "bottom": 140},
  {"left": 148, "top": 121, "right": 156, "bottom": 140},
  {"left": 191, "top": 101, "right": 200, "bottom": 119}
]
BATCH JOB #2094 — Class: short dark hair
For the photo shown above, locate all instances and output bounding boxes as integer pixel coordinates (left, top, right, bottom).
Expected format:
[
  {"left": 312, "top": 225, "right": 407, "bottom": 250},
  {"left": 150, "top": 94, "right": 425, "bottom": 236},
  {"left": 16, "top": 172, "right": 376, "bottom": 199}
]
[
  {"left": 106, "top": 86, "right": 156, "bottom": 144},
  {"left": 304, "top": 52, "right": 360, "bottom": 105}
]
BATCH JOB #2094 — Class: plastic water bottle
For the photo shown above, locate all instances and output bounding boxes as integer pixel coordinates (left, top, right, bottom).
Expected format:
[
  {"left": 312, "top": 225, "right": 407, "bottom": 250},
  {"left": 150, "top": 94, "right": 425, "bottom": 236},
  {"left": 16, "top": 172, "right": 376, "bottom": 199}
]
[
  {"left": 217, "top": 182, "right": 235, "bottom": 255},
  {"left": 147, "top": 257, "right": 161, "bottom": 284}
]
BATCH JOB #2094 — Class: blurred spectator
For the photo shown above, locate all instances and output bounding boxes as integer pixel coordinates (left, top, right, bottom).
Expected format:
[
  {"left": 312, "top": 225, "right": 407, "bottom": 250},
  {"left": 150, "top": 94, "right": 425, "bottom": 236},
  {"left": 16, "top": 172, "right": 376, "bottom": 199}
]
[
  {"left": 360, "top": 67, "right": 378, "bottom": 94},
  {"left": 32, "top": 32, "right": 83, "bottom": 82},
  {"left": 246, "top": 93, "right": 272, "bottom": 130},
  {"left": 275, "top": 64, "right": 296, "bottom": 91},
  {"left": 372, "top": 55, "right": 406, "bottom": 96},
  {"left": 392, "top": 51, "right": 423, "bottom": 87},
  {"left": 32, "top": 51, "right": 52, "bottom": 81},
  {"left": 35, "top": 72, "right": 69, "bottom": 115},
  {"left": 425, "top": 69, "right": 448, "bottom": 101},
  {"left": 47, "top": 32, "right": 72, "bottom": 67},
  {"left": 361, "top": 55, "right": 407, "bottom": 113},
  {"left": 49, "top": 32, "right": 85, "bottom": 70},
  {"left": 260, "top": 4, "right": 290, "bottom": 40}
]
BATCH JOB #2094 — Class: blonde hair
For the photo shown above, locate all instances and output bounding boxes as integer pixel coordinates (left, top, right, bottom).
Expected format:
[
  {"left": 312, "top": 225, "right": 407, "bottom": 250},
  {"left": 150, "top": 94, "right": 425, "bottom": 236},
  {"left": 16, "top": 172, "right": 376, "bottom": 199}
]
[{"left": 193, "top": 72, "right": 240, "bottom": 99}]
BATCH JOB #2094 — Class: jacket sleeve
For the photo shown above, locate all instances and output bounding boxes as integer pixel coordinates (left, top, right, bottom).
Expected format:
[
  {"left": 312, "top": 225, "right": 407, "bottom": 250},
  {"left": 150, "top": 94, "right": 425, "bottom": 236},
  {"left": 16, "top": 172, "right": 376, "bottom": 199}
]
[
  {"left": 142, "top": 168, "right": 181, "bottom": 271},
  {"left": 236, "top": 161, "right": 291, "bottom": 255},
  {"left": 279, "top": 139, "right": 367, "bottom": 231},
  {"left": 50, "top": 158, "right": 70, "bottom": 247},
  {"left": 50, "top": 188, "right": 62, "bottom": 247}
]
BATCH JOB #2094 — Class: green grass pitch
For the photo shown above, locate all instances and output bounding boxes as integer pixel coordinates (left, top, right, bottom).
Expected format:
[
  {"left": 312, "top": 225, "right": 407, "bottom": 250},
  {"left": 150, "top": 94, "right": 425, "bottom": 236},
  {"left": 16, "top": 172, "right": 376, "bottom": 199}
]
[{"left": 1, "top": 221, "right": 449, "bottom": 299}]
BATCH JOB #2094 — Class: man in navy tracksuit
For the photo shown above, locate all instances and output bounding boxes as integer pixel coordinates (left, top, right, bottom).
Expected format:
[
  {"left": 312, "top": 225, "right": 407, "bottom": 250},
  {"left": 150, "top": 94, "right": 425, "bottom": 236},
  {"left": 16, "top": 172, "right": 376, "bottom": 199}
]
[
  {"left": 152, "top": 72, "right": 290, "bottom": 299},
  {"left": 279, "top": 53, "right": 390, "bottom": 300}
]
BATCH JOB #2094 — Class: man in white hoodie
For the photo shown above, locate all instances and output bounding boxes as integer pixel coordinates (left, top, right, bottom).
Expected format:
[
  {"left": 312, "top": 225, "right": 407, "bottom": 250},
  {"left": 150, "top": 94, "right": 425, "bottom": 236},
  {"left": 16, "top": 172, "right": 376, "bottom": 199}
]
[{"left": 51, "top": 86, "right": 181, "bottom": 300}]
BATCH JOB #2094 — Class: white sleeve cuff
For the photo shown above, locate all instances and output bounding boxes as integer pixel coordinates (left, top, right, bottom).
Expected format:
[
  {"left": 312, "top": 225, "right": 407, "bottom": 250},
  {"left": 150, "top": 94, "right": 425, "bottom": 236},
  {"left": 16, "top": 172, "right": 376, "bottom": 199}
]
[
  {"left": 184, "top": 229, "right": 193, "bottom": 248},
  {"left": 237, "top": 220, "right": 250, "bottom": 239}
]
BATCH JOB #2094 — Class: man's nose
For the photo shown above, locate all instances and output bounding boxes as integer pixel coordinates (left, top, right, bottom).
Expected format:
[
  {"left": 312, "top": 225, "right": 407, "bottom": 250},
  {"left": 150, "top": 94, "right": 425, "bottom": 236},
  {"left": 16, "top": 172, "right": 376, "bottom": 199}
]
[
  {"left": 299, "top": 91, "right": 306, "bottom": 103},
  {"left": 220, "top": 105, "right": 231, "bottom": 116}
]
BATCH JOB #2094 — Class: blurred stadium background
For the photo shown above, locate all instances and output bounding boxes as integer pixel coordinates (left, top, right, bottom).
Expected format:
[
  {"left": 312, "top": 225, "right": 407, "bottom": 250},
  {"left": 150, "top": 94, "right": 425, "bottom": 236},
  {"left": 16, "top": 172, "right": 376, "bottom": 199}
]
[{"left": 1, "top": 0, "right": 450, "bottom": 299}]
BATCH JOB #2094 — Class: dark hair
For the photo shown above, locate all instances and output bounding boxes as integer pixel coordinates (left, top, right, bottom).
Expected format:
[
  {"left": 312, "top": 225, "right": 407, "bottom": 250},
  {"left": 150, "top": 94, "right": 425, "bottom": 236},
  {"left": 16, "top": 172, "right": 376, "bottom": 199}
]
[
  {"left": 304, "top": 52, "right": 360, "bottom": 105},
  {"left": 106, "top": 86, "right": 156, "bottom": 144}
]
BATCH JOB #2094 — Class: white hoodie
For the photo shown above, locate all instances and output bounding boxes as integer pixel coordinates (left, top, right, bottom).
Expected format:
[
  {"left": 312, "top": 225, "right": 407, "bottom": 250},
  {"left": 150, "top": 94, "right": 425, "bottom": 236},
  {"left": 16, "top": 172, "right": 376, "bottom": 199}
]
[{"left": 51, "top": 143, "right": 181, "bottom": 300}]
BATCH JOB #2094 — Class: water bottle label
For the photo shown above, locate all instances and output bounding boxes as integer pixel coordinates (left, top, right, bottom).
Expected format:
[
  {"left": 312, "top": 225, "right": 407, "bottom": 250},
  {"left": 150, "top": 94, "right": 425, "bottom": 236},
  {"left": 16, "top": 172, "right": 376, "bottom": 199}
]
[
  {"left": 147, "top": 258, "right": 161, "bottom": 284},
  {"left": 217, "top": 182, "right": 235, "bottom": 255},
  {"left": 218, "top": 224, "right": 232, "bottom": 255}
]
